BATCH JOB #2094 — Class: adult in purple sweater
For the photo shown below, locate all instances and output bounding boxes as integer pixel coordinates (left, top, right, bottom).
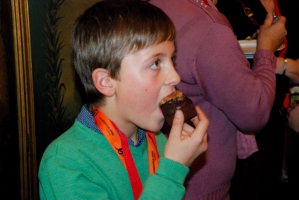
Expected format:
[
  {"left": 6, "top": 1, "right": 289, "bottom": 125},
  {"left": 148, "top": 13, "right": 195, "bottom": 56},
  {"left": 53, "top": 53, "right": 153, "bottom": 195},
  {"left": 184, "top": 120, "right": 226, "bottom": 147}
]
[{"left": 150, "top": 0, "right": 286, "bottom": 199}]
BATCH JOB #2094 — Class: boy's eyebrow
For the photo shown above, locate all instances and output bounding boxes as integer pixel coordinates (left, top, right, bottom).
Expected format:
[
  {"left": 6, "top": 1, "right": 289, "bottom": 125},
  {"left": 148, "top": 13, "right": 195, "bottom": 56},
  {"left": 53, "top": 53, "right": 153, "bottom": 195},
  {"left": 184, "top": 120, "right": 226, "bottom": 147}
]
[
  {"left": 142, "top": 53, "right": 162, "bottom": 63},
  {"left": 145, "top": 50, "right": 176, "bottom": 62}
]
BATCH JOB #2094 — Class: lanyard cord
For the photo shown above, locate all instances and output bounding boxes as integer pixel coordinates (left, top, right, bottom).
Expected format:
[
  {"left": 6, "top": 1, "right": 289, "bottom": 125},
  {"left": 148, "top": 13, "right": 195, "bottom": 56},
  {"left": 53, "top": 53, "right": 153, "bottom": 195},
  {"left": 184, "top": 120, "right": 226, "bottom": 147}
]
[{"left": 92, "top": 107, "right": 159, "bottom": 199}]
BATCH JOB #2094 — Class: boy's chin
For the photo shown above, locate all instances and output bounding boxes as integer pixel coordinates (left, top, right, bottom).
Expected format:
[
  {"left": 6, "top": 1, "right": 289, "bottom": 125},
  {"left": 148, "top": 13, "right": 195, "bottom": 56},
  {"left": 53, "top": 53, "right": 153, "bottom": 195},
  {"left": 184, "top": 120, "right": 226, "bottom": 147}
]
[
  {"left": 146, "top": 120, "right": 165, "bottom": 132},
  {"left": 148, "top": 127, "right": 162, "bottom": 133}
]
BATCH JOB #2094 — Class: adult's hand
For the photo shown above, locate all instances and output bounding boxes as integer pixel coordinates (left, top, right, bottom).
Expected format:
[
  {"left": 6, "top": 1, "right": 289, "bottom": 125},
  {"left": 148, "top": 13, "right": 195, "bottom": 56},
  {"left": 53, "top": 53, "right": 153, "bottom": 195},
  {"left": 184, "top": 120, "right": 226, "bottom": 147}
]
[{"left": 257, "top": 13, "right": 287, "bottom": 53}]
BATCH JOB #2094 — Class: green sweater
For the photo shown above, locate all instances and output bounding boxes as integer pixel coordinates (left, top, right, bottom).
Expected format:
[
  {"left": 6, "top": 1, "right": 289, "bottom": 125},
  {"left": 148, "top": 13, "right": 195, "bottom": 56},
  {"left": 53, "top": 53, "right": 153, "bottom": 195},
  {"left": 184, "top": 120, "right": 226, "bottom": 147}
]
[{"left": 39, "top": 120, "right": 189, "bottom": 199}]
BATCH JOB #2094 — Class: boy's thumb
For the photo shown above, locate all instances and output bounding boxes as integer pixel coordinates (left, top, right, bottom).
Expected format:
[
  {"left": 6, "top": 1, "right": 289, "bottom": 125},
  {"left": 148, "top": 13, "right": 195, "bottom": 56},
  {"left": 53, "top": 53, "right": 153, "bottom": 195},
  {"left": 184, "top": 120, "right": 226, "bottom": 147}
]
[{"left": 170, "top": 110, "right": 185, "bottom": 138}]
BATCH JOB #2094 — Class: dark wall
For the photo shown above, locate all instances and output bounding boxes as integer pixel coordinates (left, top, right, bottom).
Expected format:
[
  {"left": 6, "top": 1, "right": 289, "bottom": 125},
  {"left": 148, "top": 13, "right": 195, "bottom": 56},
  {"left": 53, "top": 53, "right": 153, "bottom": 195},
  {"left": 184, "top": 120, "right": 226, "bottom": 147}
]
[
  {"left": 0, "top": 0, "right": 21, "bottom": 199},
  {"left": 28, "top": 0, "right": 85, "bottom": 172}
]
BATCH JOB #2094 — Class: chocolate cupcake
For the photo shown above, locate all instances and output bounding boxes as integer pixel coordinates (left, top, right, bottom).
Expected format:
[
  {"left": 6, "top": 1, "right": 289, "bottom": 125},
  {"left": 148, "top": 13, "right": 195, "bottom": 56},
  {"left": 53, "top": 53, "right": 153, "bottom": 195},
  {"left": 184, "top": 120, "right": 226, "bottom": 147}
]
[{"left": 160, "top": 90, "right": 197, "bottom": 126}]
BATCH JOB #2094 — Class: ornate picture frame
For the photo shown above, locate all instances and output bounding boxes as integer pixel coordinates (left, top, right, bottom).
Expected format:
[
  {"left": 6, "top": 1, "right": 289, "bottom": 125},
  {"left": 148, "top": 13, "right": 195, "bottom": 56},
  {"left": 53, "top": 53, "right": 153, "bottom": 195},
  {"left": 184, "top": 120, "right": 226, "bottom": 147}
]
[{"left": 11, "top": 0, "right": 37, "bottom": 199}]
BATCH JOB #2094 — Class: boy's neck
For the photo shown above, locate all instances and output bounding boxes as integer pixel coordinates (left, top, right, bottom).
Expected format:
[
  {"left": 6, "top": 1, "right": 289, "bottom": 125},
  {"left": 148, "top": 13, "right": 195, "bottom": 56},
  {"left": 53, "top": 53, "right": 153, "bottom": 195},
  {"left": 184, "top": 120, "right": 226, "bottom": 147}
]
[
  {"left": 115, "top": 122, "right": 139, "bottom": 146},
  {"left": 129, "top": 132, "right": 139, "bottom": 146},
  {"left": 96, "top": 105, "right": 139, "bottom": 145}
]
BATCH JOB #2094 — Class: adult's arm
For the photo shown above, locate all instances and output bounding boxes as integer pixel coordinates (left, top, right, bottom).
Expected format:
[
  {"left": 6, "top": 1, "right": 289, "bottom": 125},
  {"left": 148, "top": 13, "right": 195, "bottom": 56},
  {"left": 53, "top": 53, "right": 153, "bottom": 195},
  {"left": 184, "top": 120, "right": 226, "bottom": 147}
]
[
  {"left": 276, "top": 57, "right": 299, "bottom": 84},
  {"left": 193, "top": 22, "right": 276, "bottom": 132}
]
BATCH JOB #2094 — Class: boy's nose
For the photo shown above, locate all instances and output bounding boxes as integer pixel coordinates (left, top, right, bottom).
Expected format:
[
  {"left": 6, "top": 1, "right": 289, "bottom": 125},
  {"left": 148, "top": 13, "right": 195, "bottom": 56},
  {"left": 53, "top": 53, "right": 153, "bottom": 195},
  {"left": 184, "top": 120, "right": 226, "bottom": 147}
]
[{"left": 165, "top": 64, "right": 181, "bottom": 86}]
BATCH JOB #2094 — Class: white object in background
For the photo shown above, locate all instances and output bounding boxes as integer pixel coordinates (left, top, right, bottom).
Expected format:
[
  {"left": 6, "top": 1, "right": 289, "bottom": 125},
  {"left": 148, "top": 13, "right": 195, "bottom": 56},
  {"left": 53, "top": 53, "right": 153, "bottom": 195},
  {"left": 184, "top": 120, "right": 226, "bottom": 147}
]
[{"left": 238, "top": 39, "right": 285, "bottom": 59}]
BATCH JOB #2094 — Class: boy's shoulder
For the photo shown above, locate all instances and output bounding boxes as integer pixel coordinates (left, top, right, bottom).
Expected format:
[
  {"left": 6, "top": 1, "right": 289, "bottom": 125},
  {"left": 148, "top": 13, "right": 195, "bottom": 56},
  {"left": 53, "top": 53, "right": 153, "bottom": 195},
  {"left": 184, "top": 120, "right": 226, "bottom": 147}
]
[
  {"left": 41, "top": 120, "right": 107, "bottom": 161},
  {"left": 41, "top": 123, "right": 168, "bottom": 165}
]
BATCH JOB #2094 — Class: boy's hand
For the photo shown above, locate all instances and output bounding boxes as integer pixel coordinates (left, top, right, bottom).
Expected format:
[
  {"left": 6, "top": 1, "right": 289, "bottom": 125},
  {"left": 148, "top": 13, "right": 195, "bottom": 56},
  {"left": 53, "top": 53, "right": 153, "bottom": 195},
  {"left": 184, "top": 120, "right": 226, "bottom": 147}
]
[
  {"left": 164, "top": 106, "right": 209, "bottom": 167},
  {"left": 257, "top": 13, "right": 287, "bottom": 53}
]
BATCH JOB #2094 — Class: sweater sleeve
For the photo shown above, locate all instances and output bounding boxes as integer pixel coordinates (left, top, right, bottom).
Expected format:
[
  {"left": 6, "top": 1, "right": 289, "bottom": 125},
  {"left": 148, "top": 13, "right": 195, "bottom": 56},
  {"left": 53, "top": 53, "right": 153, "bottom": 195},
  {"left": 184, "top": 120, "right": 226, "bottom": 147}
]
[
  {"left": 139, "top": 157, "right": 189, "bottom": 200},
  {"left": 193, "top": 22, "right": 276, "bottom": 132},
  {"left": 138, "top": 131, "right": 189, "bottom": 199}
]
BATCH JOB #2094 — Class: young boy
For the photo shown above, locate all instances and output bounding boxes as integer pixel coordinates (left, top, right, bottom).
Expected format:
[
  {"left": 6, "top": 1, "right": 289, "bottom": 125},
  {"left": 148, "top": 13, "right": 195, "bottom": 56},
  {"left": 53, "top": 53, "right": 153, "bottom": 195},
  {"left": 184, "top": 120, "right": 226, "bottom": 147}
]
[{"left": 38, "top": 0, "right": 209, "bottom": 199}]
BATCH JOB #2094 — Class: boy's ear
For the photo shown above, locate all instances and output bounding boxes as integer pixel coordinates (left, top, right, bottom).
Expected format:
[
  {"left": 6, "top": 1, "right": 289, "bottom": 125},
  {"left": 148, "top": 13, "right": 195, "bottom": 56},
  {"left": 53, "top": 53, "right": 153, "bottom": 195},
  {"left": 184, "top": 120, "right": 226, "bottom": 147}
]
[{"left": 92, "top": 68, "right": 115, "bottom": 97}]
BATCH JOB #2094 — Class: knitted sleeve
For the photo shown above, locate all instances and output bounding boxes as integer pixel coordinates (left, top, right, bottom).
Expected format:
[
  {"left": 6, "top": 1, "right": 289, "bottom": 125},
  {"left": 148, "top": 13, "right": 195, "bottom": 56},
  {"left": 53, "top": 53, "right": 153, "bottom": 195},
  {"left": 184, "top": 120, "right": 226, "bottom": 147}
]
[
  {"left": 192, "top": 22, "right": 276, "bottom": 132},
  {"left": 139, "top": 133, "right": 189, "bottom": 199}
]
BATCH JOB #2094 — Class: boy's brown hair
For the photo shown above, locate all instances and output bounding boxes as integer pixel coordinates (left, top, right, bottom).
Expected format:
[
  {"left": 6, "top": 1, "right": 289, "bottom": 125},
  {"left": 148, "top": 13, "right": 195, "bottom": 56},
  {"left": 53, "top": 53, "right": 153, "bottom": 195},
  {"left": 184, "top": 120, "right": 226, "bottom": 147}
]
[{"left": 72, "top": 0, "right": 176, "bottom": 106}]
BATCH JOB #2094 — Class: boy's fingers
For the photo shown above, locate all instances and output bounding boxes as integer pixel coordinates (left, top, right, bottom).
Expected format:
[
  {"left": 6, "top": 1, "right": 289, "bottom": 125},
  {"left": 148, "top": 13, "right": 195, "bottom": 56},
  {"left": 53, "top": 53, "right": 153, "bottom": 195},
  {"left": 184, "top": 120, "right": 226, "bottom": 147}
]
[
  {"left": 190, "top": 106, "right": 205, "bottom": 126},
  {"left": 195, "top": 106, "right": 207, "bottom": 121},
  {"left": 193, "top": 106, "right": 209, "bottom": 126},
  {"left": 190, "top": 107, "right": 209, "bottom": 137},
  {"left": 170, "top": 110, "right": 185, "bottom": 139}
]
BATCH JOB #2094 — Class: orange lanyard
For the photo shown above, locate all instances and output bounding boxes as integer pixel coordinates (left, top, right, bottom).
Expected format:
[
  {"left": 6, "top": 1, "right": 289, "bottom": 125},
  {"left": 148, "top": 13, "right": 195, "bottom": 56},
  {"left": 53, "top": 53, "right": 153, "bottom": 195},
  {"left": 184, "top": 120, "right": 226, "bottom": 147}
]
[{"left": 92, "top": 107, "right": 159, "bottom": 199}]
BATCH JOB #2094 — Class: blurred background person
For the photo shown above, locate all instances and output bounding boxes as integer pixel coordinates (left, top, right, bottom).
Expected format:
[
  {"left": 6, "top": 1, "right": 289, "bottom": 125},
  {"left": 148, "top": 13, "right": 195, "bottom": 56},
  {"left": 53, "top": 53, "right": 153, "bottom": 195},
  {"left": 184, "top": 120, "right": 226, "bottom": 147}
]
[{"left": 216, "top": 0, "right": 299, "bottom": 199}]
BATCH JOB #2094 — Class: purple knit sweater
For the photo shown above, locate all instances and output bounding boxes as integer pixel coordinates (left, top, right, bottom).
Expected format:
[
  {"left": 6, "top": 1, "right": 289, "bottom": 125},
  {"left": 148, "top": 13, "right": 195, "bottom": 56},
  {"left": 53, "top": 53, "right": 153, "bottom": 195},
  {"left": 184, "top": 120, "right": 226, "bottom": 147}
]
[{"left": 150, "top": 0, "right": 277, "bottom": 199}]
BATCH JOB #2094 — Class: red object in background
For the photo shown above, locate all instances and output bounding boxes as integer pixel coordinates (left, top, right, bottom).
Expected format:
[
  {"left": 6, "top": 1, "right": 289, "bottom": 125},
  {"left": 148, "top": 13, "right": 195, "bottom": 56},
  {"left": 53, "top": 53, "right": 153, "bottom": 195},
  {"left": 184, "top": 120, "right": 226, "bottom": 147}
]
[
  {"left": 283, "top": 93, "right": 290, "bottom": 109},
  {"left": 202, "top": 0, "right": 211, "bottom": 7}
]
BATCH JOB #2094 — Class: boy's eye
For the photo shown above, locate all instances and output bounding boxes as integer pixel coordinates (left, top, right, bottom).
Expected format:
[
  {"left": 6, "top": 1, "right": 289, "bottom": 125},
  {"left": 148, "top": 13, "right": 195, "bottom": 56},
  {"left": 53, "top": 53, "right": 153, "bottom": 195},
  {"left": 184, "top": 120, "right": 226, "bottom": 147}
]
[
  {"left": 171, "top": 55, "right": 176, "bottom": 63},
  {"left": 150, "top": 59, "right": 161, "bottom": 69}
]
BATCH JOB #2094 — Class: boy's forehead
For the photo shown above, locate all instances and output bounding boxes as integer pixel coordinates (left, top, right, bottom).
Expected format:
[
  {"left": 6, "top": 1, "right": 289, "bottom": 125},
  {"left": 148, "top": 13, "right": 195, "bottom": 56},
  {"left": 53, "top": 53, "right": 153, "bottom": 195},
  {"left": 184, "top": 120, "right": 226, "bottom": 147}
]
[
  {"left": 132, "top": 40, "right": 175, "bottom": 53},
  {"left": 121, "top": 41, "right": 175, "bottom": 63}
]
